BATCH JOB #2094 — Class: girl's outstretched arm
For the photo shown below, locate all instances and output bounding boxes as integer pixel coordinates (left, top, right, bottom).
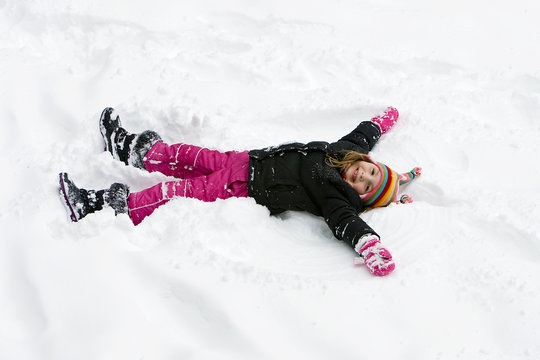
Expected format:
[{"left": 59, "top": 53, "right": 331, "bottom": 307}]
[
  {"left": 319, "top": 189, "right": 395, "bottom": 276},
  {"left": 330, "top": 107, "right": 399, "bottom": 154},
  {"left": 322, "top": 196, "right": 378, "bottom": 249},
  {"left": 330, "top": 121, "right": 381, "bottom": 154}
]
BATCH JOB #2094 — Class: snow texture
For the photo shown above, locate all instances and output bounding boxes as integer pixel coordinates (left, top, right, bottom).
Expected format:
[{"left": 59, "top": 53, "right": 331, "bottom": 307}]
[{"left": 1, "top": 0, "right": 540, "bottom": 359}]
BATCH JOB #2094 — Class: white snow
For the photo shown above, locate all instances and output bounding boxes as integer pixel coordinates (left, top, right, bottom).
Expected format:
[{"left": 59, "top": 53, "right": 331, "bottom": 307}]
[{"left": 1, "top": 0, "right": 540, "bottom": 359}]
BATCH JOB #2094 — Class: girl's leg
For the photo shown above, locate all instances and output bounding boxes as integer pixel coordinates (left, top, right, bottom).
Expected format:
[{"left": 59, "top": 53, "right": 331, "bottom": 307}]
[
  {"left": 128, "top": 152, "right": 249, "bottom": 225},
  {"left": 143, "top": 142, "right": 246, "bottom": 179}
]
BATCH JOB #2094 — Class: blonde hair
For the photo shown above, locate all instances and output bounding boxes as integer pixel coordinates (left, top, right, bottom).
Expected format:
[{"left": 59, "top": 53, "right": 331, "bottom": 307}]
[
  {"left": 326, "top": 150, "right": 373, "bottom": 169},
  {"left": 326, "top": 150, "right": 375, "bottom": 213}
]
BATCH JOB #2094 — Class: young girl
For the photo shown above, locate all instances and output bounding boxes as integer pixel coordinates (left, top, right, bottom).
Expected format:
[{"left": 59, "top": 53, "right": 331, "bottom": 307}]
[{"left": 59, "top": 107, "right": 421, "bottom": 276}]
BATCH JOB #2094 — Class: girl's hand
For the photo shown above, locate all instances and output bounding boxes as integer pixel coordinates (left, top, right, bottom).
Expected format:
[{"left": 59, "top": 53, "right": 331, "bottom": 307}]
[
  {"left": 412, "top": 167, "right": 422, "bottom": 177},
  {"left": 355, "top": 236, "right": 395, "bottom": 276}
]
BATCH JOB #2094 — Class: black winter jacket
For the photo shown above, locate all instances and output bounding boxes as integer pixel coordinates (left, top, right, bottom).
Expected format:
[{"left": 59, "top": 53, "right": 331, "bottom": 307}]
[{"left": 247, "top": 121, "right": 381, "bottom": 250}]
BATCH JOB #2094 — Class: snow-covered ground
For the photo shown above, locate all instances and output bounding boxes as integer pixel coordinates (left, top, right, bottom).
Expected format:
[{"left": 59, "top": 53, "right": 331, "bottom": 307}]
[{"left": 1, "top": 0, "right": 540, "bottom": 359}]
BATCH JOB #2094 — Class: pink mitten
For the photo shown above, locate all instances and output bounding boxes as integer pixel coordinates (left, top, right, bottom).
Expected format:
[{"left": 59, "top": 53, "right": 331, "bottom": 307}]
[
  {"left": 355, "top": 236, "right": 395, "bottom": 276},
  {"left": 371, "top": 107, "right": 399, "bottom": 134}
]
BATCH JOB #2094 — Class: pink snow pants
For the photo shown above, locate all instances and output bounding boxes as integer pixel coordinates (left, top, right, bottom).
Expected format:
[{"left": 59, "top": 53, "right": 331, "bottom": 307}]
[{"left": 128, "top": 142, "right": 250, "bottom": 225}]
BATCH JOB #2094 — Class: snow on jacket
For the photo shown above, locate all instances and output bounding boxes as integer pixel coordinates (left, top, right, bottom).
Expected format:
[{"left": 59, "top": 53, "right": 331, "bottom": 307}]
[{"left": 247, "top": 121, "right": 381, "bottom": 250}]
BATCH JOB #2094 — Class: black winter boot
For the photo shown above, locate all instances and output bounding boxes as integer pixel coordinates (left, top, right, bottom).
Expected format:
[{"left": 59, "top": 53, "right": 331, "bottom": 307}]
[
  {"left": 59, "top": 172, "right": 129, "bottom": 222},
  {"left": 99, "top": 107, "right": 163, "bottom": 170}
]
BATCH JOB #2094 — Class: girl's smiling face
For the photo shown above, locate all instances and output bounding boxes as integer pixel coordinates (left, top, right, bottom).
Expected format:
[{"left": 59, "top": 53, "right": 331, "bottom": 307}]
[{"left": 343, "top": 160, "right": 381, "bottom": 195}]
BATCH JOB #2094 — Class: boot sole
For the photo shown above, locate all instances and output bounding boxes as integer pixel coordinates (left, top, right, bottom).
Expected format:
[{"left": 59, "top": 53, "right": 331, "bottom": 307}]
[
  {"left": 59, "top": 172, "right": 79, "bottom": 222},
  {"left": 99, "top": 107, "right": 116, "bottom": 153}
]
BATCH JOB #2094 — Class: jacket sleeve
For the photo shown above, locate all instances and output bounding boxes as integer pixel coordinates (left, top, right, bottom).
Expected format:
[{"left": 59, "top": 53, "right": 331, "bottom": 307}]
[
  {"left": 329, "top": 121, "right": 381, "bottom": 155},
  {"left": 319, "top": 186, "right": 379, "bottom": 250}
]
